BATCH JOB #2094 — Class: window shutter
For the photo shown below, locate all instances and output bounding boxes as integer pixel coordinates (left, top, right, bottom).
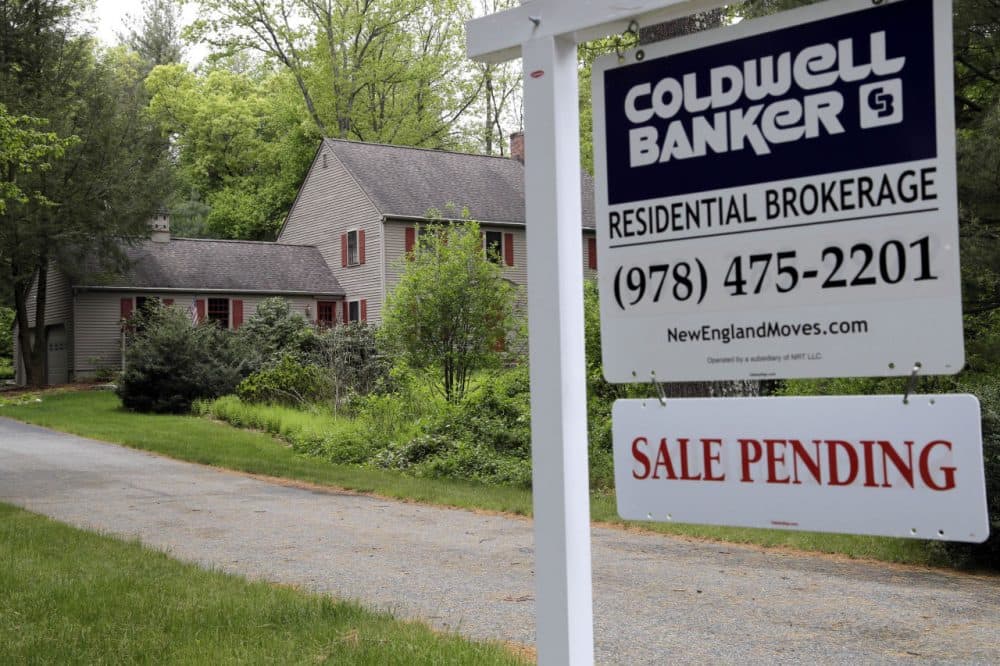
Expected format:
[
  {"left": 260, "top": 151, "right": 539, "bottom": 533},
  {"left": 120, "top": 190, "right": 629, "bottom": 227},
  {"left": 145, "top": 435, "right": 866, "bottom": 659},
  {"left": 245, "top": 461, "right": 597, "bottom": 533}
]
[
  {"left": 120, "top": 298, "right": 134, "bottom": 319},
  {"left": 195, "top": 299, "right": 206, "bottom": 323},
  {"left": 359, "top": 229, "right": 366, "bottom": 264},
  {"left": 360, "top": 299, "right": 367, "bottom": 322},
  {"left": 232, "top": 299, "right": 244, "bottom": 329},
  {"left": 504, "top": 233, "right": 514, "bottom": 266},
  {"left": 163, "top": 298, "right": 174, "bottom": 307},
  {"left": 343, "top": 301, "right": 349, "bottom": 323},
  {"left": 405, "top": 226, "right": 416, "bottom": 255},
  {"left": 588, "top": 237, "right": 597, "bottom": 270},
  {"left": 341, "top": 234, "right": 348, "bottom": 267}
]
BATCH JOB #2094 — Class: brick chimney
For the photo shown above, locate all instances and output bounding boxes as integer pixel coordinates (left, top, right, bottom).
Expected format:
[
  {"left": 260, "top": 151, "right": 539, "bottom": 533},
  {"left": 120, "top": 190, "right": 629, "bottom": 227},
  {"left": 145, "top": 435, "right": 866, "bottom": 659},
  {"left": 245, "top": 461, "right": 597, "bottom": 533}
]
[
  {"left": 149, "top": 211, "right": 171, "bottom": 243},
  {"left": 509, "top": 131, "right": 524, "bottom": 163}
]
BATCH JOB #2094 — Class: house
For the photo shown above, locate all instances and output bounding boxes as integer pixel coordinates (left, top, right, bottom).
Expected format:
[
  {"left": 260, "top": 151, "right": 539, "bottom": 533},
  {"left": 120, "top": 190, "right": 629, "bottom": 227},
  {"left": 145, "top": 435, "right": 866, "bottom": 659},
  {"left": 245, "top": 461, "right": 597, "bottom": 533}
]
[
  {"left": 12, "top": 218, "right": 344, "bottom": 385},
  {"left": 276, "top": 133, "right": 598, "bottom": 323},
  {"left": 14, "top": 133, "right": 598, "bottom": 385}
]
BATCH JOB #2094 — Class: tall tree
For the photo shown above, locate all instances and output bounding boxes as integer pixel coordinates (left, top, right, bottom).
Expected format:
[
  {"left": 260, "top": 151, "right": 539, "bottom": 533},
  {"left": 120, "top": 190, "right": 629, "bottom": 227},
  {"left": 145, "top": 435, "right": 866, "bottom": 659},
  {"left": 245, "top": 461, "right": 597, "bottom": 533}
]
[
  {"left": 185, "top": 0, "right": 477, "bottom": 148},
  {"left": 119, "top": 0, "right": 185, "bottom": 72},
  {"left": 0, "top": 1, "right": 170, "bottom": 385}
]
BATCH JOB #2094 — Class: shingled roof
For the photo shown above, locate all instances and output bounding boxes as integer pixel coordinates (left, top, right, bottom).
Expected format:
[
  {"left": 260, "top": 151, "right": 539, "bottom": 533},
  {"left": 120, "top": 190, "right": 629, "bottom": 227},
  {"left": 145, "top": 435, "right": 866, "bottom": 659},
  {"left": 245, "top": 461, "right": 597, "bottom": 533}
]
[
  {"left": 76, "top": 238, "right": 344, "bottom": 297},
  {"left": 326, "top": 138, "right": 596, "bottom": 229}
]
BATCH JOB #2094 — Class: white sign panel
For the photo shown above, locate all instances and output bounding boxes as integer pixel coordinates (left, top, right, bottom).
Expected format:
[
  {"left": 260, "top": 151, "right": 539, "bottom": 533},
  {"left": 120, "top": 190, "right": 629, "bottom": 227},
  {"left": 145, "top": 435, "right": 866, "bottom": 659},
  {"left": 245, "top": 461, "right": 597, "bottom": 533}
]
[
  {"left": 592, "top": 0, "right": 964, "bottom": 382},
  {"left": 613, "top": 395, "right": 989, "bottom": 542}
]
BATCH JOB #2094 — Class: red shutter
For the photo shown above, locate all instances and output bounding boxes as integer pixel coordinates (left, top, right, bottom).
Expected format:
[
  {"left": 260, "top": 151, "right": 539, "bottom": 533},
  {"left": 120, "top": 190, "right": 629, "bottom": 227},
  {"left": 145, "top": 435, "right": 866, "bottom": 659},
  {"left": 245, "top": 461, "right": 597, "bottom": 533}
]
[
  {"left": 343, "top": 301, "right": 349, "bottom": 323},
  {"left": 588, "top": 237, "right": 597, "bottom": 270},
  {"left": 504, "top": 233, "right": 514, "bottom": 266},
  {"left": 359, "top": 229, "right": 366, "bottom": 264},
  {"left": 163, "top": 298, "right": 174, "bottom": 307},
  {"left": 120, "top": 298, "right": 134, "bottom": 319},
  {"left": 360, "top": 299, "right": 367, "bottom": 322},
  {"left": 195, "top": 299, "right": 206, "bottom": 323},
  {"left": 232, "top": 299, "right": 244, "bottom": 329},
  {"left": 341, "top": 234, "right": 348, "bottom": 267},
  {"left": 405, "top": 226, "right": 416, "bottom": 255}
]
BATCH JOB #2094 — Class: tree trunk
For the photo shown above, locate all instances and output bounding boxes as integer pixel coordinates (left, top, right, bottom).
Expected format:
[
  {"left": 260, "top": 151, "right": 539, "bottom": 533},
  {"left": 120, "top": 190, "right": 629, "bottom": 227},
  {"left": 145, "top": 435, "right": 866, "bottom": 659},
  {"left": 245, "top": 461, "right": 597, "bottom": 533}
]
[{"left": 14, "top": 258, "right": 49, "bottom": 387}]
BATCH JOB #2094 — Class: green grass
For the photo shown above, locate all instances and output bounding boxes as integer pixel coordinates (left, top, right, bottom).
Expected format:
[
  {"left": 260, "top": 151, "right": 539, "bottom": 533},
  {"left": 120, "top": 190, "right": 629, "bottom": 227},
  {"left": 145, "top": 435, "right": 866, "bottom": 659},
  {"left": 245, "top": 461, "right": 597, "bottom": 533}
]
[
  {"left": 0, "top": 502, "right": 526, "bottom": 665},
  {"left": 2, "top": 390, "right": 936, "bottom": 567}
]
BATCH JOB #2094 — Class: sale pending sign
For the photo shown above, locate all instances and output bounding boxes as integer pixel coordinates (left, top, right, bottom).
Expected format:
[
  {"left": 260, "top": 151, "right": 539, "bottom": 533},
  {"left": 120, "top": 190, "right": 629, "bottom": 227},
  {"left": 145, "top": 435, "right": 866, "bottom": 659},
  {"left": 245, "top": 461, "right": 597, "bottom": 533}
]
[
  {"left": 592, "top": 0, "right": 964, "bottom": 382},
  {"left": 613, "top": 395, "right": 989, "bottom": 542}
]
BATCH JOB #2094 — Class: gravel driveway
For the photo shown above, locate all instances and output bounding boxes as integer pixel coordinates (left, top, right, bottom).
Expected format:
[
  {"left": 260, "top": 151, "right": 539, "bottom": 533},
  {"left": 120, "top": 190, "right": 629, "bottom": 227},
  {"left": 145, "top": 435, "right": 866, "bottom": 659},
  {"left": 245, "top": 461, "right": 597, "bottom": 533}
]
[{"left": 1, "top": 417, "right": 997, "bottom": 664}]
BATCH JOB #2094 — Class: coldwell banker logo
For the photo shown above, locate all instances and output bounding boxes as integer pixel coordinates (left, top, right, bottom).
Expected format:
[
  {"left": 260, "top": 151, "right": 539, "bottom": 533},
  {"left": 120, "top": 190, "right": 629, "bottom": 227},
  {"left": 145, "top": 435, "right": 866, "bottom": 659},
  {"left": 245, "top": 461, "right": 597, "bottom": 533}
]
[
  {"left": 625, "top": 31, "right": 906, "bottom": 167},
  {"left": 601, "top": 0, "right": 936, "bottom": 204}
]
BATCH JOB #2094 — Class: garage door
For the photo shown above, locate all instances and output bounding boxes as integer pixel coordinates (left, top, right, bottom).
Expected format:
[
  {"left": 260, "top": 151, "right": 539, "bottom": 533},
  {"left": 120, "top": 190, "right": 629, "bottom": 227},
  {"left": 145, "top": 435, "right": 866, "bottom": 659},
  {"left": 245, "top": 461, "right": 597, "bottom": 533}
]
[{"left": 46, "top": 325, "right": 68, "bottom": 386}]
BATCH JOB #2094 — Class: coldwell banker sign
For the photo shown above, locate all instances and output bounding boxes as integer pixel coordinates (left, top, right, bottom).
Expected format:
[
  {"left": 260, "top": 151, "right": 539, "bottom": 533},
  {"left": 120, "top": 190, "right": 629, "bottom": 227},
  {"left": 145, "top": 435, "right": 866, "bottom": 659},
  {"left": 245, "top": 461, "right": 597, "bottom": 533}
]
[{"left": 592, "top": 0, "right": 964, "bottom": 382}]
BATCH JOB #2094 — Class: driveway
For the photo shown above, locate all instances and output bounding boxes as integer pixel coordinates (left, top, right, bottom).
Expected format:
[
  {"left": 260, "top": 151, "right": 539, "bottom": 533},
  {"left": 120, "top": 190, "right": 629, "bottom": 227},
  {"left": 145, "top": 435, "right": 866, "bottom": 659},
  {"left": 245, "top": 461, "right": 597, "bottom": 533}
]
[{"left": 0, "top": 417, "right": 997, "bottom": 663}]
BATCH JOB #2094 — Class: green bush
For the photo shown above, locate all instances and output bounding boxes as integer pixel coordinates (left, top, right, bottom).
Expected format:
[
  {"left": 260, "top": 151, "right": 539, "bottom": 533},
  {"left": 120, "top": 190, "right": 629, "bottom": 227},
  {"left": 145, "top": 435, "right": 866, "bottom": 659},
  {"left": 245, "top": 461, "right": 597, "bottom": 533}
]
[
  {"left": 314, "top": 322, "right": 392, "bottom": 410},
  {"left": 0, "top": 306, "right": 13, "bottom": 359},
  {"left": 237, "top": 355, "right": 330, "bottom": 406},
  {"left": 235, "top": 298, "right": 315, "bottom": 373},
  {"left": 0, "top": 357, "right": 13, "bottom": 381},
  {"left": 118, "top": 306, "right": 242, "bottom": 414}
]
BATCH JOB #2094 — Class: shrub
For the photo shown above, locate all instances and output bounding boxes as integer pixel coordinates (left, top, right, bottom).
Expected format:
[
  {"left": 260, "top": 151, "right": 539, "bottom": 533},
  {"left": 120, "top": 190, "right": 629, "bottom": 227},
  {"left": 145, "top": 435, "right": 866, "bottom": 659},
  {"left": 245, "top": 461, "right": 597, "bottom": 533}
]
[
  {"left": 118, "top": 306, "right": 242, "bottom": 414},
  {"left": 314, "top": 322, "right": 392, "bottom": 410},
  {"left": 235, "top": 297, "right": 314, "bottom": 373},
  {"left": 237, "top": 355, "right": 330, "bottom": 407},
  {"left": 0, "top": 306, "right": 13, "bottom": 359}
]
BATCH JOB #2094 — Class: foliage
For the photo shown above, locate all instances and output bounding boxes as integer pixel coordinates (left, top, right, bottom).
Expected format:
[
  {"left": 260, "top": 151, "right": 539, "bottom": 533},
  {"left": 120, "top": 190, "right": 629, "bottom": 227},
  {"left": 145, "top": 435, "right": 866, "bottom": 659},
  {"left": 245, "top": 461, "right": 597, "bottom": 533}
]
[
  {"left": 314, "top": 322, "right": 393, "bottom": 410},
  {"left": 236, "top": 354, "right": 331, "bottom": 407},
  {"left": 1, "top": 3, "right": 171, "bottom": 386},
  {"left": 0, "top": 357, "right": 13, "bottom": 381},
  {"left": 146, "top": 65, "right": 317, "bottom": 240},
  {"left": 0, "top": 306, "right": 13, "bottom": 359},
  {"left": 119, "top": 0, "right": 185, "bottom": 73},
  {"left": 233, "top": 297, "right": 314, "bottom": 372},
  {"left": 382, "top": 220, "right": 519, "bottom": 403},
  {"left": 118, "top": 306, "right": 242, "bottom": 414}
]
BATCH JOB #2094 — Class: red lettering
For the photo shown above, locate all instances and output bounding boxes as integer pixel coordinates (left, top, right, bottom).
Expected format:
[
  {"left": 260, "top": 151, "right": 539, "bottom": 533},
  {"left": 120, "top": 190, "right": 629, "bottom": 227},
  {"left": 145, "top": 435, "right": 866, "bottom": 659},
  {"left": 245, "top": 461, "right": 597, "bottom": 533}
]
[
  {"left": 765, "top": 439, "right": 790, "bottom": 484},
  {"left": 653, "top": 438, "right": 678, "bottom": 480},
  {"left": 701, "top": 438, "right": 725, "bottom": 481},
  {"left": 631, "top": 437, "right": 650, "bottom": 480},
  {"left": 826, "top": 439, "right": 859, "bottom": 486},
  {"left": 677, "top": 438, "right": 702, "bottom": 480},
  {"left": 919, "top": 440, "right": 956, "bottom": 491},
  {"left": 789, "top": 439, "right": 822, "bottom": 485},
  {"left": 860, "top": 440, "right": 880, "bottom": 487},
  {"left": 879, "top": 440, "right": 914, "bottom": 488},
  {"left": 739, "top": 438, "right": 762, "bottom": 482}
]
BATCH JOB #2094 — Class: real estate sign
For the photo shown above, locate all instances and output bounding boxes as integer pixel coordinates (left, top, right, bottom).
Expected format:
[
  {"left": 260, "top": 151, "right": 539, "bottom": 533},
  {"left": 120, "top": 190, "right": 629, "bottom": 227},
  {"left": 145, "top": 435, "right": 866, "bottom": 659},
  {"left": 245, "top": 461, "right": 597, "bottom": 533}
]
[
  {"left": 613, "top": 395, "right": 990, "bottom": 542},
  {"left": 592, "top": 0, "right": 964, "bottom": 383}
]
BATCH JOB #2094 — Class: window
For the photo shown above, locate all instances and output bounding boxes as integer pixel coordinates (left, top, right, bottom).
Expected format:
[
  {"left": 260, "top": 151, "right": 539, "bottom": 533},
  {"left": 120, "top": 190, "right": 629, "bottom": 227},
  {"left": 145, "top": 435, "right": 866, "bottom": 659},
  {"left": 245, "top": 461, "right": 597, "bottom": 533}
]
[
  {"left": 317, "top": 301, "right": 336, "bottom": 327},
  {"left": 207, "top": 298, "right": 230, "bottom": 328},
  {"left": 348, "top": 300, "right": 360, "bottom": 323},
  {"left": 347, "top": 229, "right": 359, "bottom": 265},
  {"left": 484, "top": 230, "right": 503, "bottom": 264}
]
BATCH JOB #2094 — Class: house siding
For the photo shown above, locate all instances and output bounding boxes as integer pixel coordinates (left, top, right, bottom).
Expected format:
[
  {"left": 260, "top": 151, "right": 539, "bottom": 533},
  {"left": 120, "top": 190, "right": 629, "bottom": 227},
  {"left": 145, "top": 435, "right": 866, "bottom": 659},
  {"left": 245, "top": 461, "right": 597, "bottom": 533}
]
[
  {"left": 278, "top": 144, "right": 384, "bottom": 322},
  {"left": 72, "top": 292, "right": 320, "bottom": 378},
  {"left": 13, "top": 264, "right": 74, "bottom": 384}
]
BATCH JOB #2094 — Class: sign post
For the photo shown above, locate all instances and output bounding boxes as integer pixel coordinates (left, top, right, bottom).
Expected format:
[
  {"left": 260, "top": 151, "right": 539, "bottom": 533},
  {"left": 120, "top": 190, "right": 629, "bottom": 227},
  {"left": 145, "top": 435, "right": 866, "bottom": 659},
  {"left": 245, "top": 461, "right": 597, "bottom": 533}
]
[{"left": 467, "top": 2, "right": 727, "bottom": 664}]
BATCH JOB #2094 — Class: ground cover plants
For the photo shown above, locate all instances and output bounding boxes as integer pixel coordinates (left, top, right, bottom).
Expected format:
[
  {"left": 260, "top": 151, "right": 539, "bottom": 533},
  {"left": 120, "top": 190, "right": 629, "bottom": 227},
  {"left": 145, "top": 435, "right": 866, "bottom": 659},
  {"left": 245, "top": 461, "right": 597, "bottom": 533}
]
[{"left": 0, "top": 502, "right": 526, "bottom": 665}]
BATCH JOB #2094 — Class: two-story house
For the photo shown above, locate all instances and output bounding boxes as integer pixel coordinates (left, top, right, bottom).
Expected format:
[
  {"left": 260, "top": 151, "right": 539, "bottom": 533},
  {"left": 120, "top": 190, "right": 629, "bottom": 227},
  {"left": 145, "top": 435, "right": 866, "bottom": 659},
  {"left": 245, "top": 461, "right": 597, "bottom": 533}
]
[{"left": 276, "top": 133, "right": 598, "bottom": 324}]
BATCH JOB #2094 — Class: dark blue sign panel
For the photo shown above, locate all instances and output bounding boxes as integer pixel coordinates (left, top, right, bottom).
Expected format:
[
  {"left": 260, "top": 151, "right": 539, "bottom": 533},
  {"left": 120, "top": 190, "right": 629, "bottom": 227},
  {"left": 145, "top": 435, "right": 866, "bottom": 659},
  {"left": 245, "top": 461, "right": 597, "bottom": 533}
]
[{"left": 601, "top": 0, "right": 935, "bottom": 205}]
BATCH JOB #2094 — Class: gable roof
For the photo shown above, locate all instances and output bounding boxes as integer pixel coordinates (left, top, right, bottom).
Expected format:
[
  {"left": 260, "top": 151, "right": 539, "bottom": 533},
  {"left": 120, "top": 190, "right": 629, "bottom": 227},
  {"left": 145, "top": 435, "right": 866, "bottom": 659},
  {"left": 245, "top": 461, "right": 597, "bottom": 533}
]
[
  {"left": 325, "top": 138, "right": 596, "bottom": 229},
  {"left": 76, "top": 238, "right": 344, "bottom": 297}
]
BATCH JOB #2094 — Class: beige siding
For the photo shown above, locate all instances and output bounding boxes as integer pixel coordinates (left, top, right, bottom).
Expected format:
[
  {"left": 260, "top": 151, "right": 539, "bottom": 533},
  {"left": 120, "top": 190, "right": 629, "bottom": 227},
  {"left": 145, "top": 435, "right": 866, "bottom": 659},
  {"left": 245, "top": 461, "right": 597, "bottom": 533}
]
[
  {"left": 13, "top": 264, "right": 74, "bottom": 383},
  {"left": 72, "top": 292, "right": 324, "bottom": 377},
  {"left": 278, "top": 144, "right": 384, "bottom": 322}
]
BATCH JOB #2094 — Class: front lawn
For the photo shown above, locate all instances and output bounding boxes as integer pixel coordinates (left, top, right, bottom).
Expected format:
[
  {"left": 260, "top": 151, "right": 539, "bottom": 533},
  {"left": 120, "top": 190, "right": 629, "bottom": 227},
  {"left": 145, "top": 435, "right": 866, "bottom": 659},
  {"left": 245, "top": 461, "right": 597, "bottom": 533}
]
[
  {"left": 2, "top": 389, "right": 938, "bottom": 567},
  {"left": 0, "top": 502, "right": 525, "bottom": 665}
]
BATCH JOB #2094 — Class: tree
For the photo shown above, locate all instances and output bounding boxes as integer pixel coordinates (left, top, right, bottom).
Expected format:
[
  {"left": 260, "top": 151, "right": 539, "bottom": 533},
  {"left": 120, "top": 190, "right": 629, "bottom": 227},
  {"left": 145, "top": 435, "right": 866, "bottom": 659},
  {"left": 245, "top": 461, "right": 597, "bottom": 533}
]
[
  {"left": 381, "top": 220, "right": 518, "bottom": 402},
  {"left": 120, "top": 0, "right": 185, "bottom": 72},
  {"left": 0, "top": 1, "right": 170, "bottom": 385},
  {"left": 185, "top": 0, "right": 477, "bottom": 148}
]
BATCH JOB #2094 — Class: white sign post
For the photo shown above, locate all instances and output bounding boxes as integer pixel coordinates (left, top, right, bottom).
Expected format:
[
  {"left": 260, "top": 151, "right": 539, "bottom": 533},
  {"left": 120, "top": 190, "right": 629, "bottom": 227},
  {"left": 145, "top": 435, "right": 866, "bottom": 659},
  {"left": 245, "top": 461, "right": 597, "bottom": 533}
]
[
  {"left": 592, "top": 0, "right": 964, "bottom": 382},
  {"left": 467, "top": 2, "right": 728, "bottom": 664}
]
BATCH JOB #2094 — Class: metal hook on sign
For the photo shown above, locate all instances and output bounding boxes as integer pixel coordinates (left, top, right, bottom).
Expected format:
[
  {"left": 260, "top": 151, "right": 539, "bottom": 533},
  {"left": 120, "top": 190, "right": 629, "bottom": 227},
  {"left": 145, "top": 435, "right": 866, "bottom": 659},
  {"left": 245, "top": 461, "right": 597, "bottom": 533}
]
[
  {"left": 902, "top": 362, "right": 922, "bottom": 405},
  {"left": 616, "top": 20, "right": 643, "bottom": 63},
  {"left": 650, "top": 370, "right": 667, "bottom": 407}
]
